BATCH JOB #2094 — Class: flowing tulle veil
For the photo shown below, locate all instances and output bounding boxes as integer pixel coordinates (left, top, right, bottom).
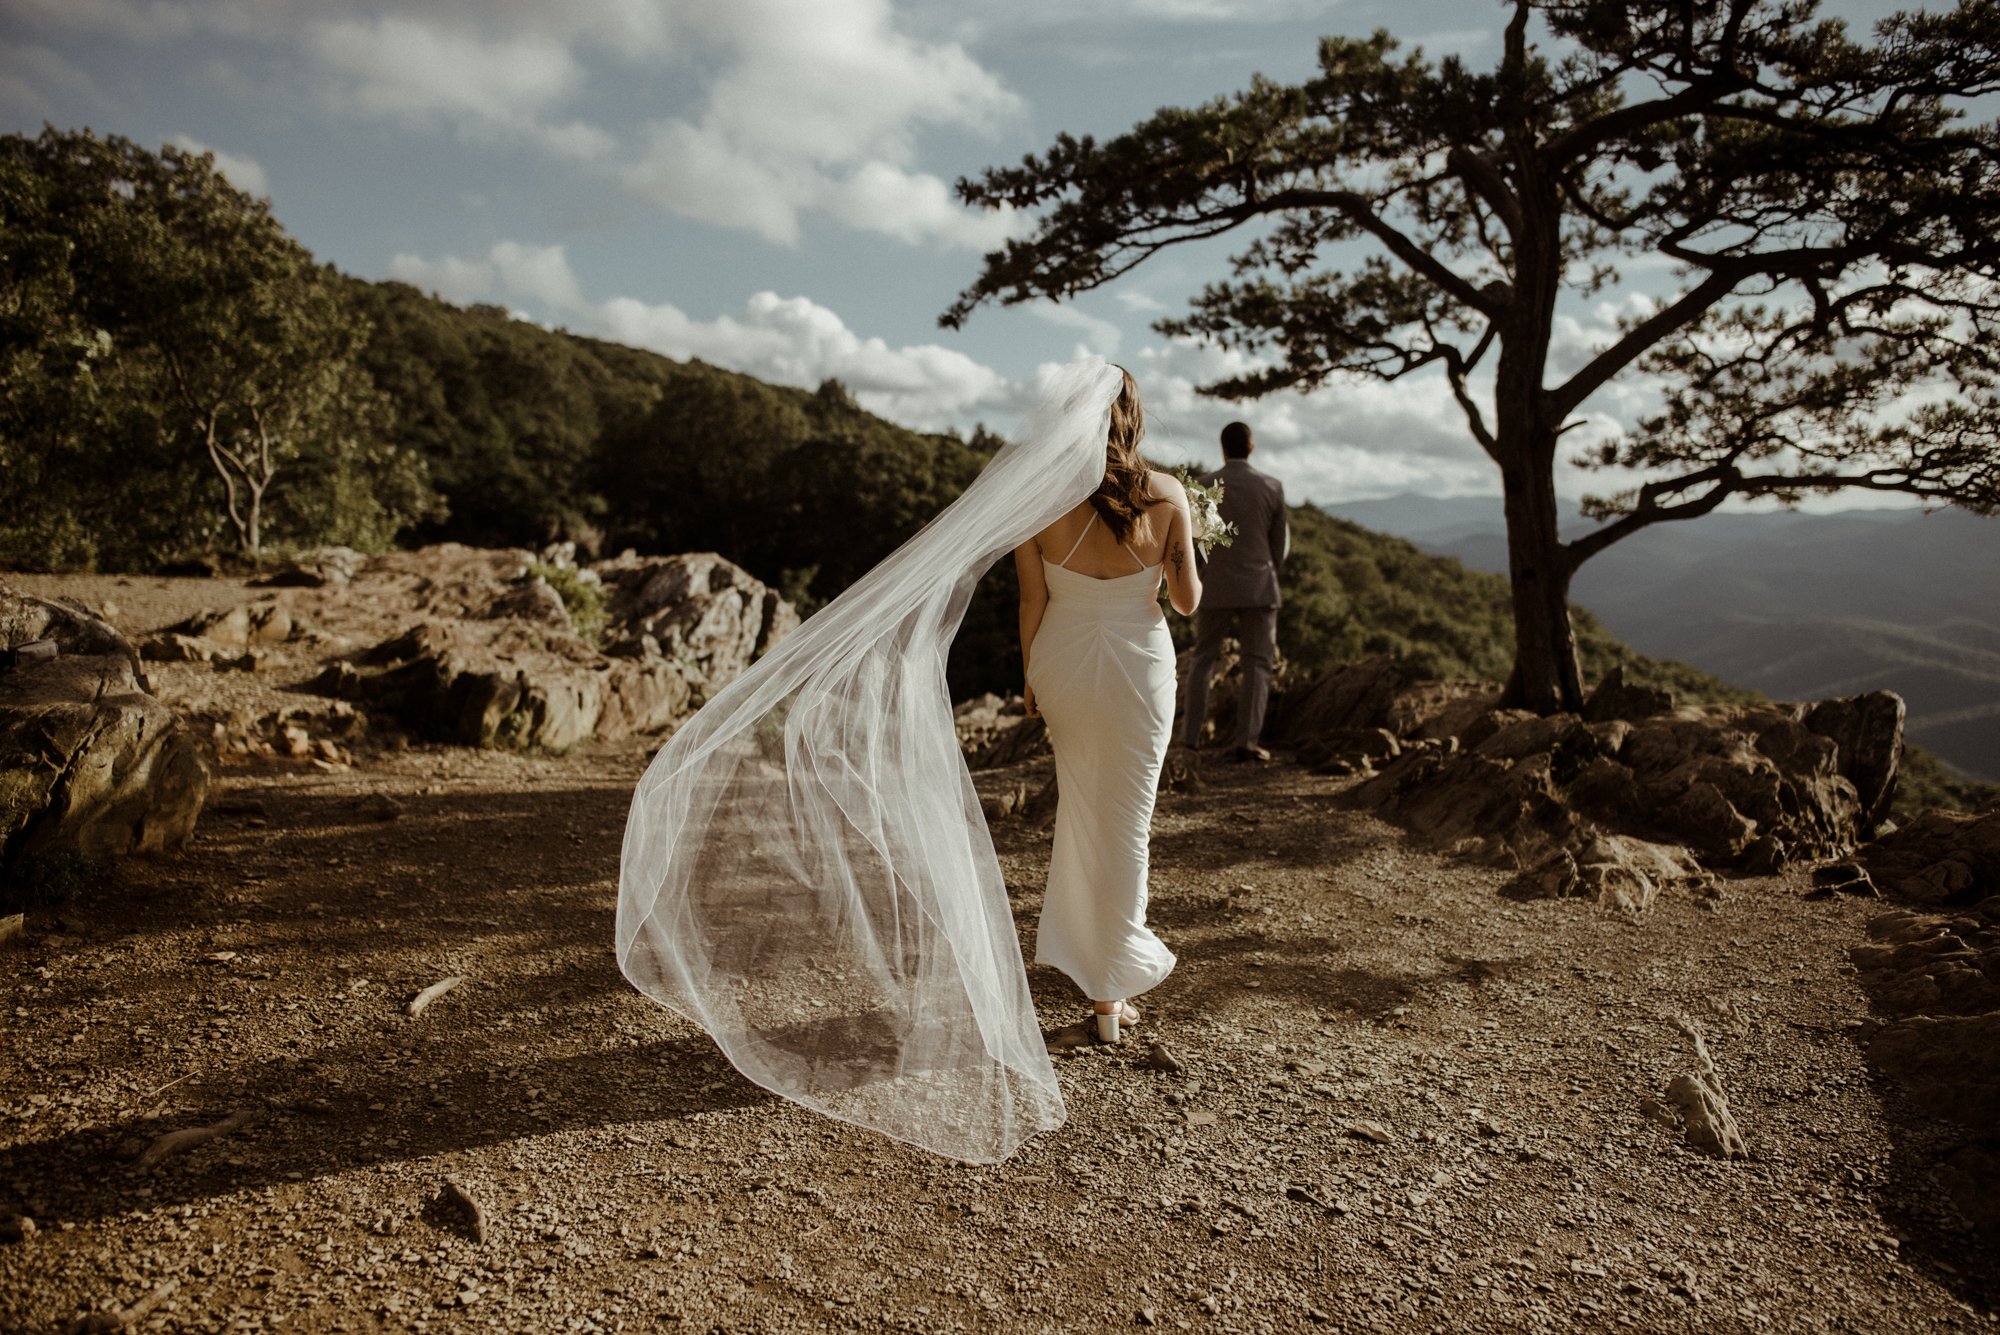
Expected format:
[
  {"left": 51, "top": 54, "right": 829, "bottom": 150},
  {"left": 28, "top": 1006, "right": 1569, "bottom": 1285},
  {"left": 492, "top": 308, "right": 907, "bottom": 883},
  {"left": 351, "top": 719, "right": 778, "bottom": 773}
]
[{"left": 616, "top": 356, "right": 1124, "bottom": 1163}]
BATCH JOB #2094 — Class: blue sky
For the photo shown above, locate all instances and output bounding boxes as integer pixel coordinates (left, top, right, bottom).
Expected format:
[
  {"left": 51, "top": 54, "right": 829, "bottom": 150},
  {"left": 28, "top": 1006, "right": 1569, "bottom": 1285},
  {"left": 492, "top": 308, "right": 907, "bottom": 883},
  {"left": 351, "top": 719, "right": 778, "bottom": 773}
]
[{"left": 2, "top": 0, "right": 1923, "bottom": 508}]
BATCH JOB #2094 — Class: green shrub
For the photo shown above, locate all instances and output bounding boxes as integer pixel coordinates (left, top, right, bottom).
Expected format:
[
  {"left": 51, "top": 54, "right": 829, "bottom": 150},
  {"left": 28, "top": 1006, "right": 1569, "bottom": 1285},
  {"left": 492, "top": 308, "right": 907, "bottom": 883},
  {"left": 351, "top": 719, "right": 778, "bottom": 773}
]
[{"left": 528, "top": 561, "right": 608, "bottom": 646}]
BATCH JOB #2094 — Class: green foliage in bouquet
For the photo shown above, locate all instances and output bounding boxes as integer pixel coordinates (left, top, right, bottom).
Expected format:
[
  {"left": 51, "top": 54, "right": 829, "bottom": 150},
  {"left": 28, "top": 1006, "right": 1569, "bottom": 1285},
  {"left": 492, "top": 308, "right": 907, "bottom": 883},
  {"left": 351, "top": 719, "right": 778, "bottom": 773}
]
[{"left": 1169, "top": 465, "right": 1236, "bottom": 557}]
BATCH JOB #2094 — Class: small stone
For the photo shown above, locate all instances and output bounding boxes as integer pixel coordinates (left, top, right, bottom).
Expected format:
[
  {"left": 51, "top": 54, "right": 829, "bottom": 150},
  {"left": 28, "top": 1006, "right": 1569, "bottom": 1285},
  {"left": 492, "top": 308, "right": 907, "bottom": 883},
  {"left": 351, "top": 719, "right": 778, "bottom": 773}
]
[
  {"left": 1142, "top": 1043, "right": 1182, "bottom": 1074},
  {"left": 1136, "top": 1307, "right": 1157, "bottom": 1326},
  {"left": 1344, "top": 1120, "right": 1395, "bottom": 1144},
  {"left": 0, "top": 1214, "right": 35, "bottom": 1243}
]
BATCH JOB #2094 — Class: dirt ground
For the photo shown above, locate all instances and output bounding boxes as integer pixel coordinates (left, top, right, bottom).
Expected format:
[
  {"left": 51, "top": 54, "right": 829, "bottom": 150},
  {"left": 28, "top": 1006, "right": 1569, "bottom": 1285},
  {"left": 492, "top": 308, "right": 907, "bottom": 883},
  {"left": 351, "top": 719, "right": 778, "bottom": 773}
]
[{"left": 3, "top": 573, "right": 1999, "bottom": 1333}]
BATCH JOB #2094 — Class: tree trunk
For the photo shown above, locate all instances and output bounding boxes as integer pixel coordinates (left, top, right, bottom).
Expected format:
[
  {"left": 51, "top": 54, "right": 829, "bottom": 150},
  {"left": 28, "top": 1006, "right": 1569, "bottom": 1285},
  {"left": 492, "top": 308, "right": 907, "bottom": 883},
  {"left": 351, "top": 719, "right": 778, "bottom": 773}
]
[
  {"left": 1497, "top": 449, "right": 1584, "bottom": 713},
  {"left": 1493, "top": 168, "right": 1583, "bottom": 716}
]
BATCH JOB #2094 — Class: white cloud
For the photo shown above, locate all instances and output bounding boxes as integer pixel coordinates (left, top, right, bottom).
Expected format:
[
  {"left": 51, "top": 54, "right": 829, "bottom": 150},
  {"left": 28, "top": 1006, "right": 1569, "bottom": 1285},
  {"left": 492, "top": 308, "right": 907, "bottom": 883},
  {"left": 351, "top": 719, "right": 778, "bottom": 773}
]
[
  {"left": 0, "top": 42, "right": 113, "bottom": 122},
  {"left": 601, "top": 290, "right": 1008, "bottom": 426},
  {"left": 388, "top": 251, "right": 497, "bottom": 306},
  {"left": 1130, "top": 337, "right": 1502, "bottom": 500},
  {"left": 488, "top": 241, "right": 587, "bottom": 312},
  {"left": 167, "top": 132, "right": 268, "bottom": 196},
  {"left": 306, "top": 15, "right": 614, "bottom": 160},
  {"left": 392, "top": 242, "right": 1011, "bottom": 427},
  {"left": 820, "top": 161, "right": 1020, "bottom": 250},
  {"left": 13, "top": 0, "right": 1016, "bottom": 247},
  {"left": 1113, "top": 290, "right": 1170, "bottom": 314},
  {"left": 1026, "top": 300, "right": 1123, "bottom": 357},
  {"left": 621, "top": 0, "right": 1026, "bottom": 248},
  {"left": 389, "top": 241, "right": 587, "bottom": 312}
]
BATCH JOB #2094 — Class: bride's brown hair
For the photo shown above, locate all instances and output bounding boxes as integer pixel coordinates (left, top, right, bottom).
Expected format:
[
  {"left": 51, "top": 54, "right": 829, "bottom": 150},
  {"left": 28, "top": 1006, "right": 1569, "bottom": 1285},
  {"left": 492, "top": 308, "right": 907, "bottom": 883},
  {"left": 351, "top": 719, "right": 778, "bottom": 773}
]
[{"left": 1088, "top": 367, "right": 1154, "bottom": 542}]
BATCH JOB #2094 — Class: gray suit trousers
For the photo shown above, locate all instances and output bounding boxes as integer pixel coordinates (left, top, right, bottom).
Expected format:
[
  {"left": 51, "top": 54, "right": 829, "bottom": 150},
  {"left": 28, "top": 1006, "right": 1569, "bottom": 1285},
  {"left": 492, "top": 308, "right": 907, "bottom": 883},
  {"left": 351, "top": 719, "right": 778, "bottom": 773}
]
[{"left": 1182, "top": 604, "right": 1278, "bottom": 749}]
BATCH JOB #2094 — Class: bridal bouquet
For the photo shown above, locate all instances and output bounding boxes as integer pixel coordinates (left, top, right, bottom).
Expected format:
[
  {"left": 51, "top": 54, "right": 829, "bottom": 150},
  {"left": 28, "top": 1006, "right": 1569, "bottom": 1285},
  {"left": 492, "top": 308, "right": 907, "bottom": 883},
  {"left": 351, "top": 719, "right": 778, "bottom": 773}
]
[{"left": 1174, "top": 467, "right": 1236, "bottom": 558}]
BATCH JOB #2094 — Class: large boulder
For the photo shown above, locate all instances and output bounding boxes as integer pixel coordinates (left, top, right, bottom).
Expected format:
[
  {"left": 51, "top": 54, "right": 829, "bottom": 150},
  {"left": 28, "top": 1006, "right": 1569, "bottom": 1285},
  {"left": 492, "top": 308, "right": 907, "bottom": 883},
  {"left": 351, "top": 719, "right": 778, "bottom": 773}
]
[
  {"left": 593, "top": 551, "right": 798, "bottom": 700},
  {"left": 1800, "top": 692, "right": 1905, "bottom": 834},
  {"left": 1860, "top": 804, "right": 2000, "bottom": 906},
  {"left": 166, "top": 599, "right": 296, "bottom": 650},
  {"left": 250, "top": 545, "right": 362, "bottom": 588},
  {"left": 308, "top": 546, "right": 794, "bottom": 752},
  {"left": 316, "top": 621, "right": 692, "bottom": 753},
  {"left": 1513, "top": 833, "right": 1715, "bottom": 915},
  {"left": 1347, "top": 679, "right": 1904, "bottom": 883},
  {"left": 1269, "top": 656, "right": 1498, "bottom": 772},
  {"left": 1608, "top": 703, "right": 1865, "bottom": 868},
  {"left": 0, "top": 586, "right": 209, "bottom": 874},
  {"left": 1851, "top": 899, "right": 2000, "bottom": 1230}
]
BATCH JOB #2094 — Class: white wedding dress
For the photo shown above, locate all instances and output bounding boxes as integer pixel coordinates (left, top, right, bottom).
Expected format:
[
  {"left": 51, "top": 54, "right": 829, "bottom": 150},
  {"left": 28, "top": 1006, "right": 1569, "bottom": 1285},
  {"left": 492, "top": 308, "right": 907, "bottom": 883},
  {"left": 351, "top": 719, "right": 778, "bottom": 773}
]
[
  {"left": 1030, "top": 516, "right": 1178, "bottom": 1002},
  {"left": 617, "top": 357, "right": 1126, "bottom": 1164}
]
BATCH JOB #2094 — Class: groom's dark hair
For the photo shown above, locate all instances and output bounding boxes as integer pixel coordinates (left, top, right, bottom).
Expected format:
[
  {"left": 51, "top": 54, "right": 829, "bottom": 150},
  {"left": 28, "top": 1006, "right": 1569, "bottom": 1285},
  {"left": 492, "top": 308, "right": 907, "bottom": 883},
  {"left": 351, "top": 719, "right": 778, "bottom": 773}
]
[{"left": 1220, "top": 421, "right": 1253, "bottom": 459}]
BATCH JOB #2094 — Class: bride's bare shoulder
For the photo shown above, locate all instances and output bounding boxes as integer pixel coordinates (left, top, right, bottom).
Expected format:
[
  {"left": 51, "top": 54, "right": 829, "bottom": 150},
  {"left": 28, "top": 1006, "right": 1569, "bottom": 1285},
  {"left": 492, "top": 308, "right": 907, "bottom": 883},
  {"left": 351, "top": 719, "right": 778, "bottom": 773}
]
[
  {"left": 1031, "top": 501, "right": 1094, "bottom": 549},
  {"left": 1145, "top": 469, "right": 1188, "bottom": 505}
]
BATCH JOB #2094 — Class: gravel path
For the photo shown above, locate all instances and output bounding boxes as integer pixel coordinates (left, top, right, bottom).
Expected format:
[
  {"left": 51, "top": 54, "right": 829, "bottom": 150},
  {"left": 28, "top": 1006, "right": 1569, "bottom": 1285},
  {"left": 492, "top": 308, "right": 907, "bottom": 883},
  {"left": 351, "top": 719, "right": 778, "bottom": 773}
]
[{"left": 3, "top": 576, "right": 1997, "bottom": 1332}]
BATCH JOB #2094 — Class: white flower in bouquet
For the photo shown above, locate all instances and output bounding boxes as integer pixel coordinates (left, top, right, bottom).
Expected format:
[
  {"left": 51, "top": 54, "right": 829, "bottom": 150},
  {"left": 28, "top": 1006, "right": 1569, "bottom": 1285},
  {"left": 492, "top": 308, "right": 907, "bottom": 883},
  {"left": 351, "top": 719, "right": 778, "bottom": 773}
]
[{"left": 1173, "top": 466, "right": 1236, "bottom": 557}]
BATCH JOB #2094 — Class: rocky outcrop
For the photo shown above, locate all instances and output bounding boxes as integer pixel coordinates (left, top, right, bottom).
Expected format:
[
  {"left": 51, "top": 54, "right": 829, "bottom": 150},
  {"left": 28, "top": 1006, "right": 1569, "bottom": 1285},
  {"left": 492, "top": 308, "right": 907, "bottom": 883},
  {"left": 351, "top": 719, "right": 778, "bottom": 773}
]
[
  {"left": 140, "top": 597, "right": 305, "bottom": 667},
  {"left": 1853, "top": 905, "right": 2000, "bottom": 1022},
  {"left": 1255, "top": 655, "right": 1907, "bottom": 914},
  {"left": 0, "top": 586, "right": 209, "bottom": 875},
  {"left": 1851, "top": 898, "right": 2000, "bottom": 1230},
  {"left": 1345, "top": 680, "right": 1900, "bottom": 881},
  {"left": 593, "top": 551, "right": 798, "bottom": 698},
  {"left": 167, "top": 599, "right": 297, "bottom": 650},
  {"left": 1860, "top": 804, "right": 2000, "bottom": 906},
  {"left": 316, "top": 619, "right": 691, "bottom": 753},
  {"left": 251, "top": 545, "right": 362, "bottom": 588},
  {"left": 308, "top": 546, "right": 794, "bottom": 752},
  {"left": 1269, "top": 656, "right": 1498, "bottom": 774},
  {"left": 1513, "top": 834, "right": 1716, "bottom": 916}
]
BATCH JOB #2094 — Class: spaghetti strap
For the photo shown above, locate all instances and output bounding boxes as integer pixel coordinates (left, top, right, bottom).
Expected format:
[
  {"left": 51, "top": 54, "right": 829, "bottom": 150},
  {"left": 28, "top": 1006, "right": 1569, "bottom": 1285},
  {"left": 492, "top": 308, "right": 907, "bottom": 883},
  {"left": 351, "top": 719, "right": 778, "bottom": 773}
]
[
  {"left": 1056, "top": 512, "right": 1097, "bottom": 569},
  {"left": 1122, "top": 541, "right": 1149, "bottom": 573}
]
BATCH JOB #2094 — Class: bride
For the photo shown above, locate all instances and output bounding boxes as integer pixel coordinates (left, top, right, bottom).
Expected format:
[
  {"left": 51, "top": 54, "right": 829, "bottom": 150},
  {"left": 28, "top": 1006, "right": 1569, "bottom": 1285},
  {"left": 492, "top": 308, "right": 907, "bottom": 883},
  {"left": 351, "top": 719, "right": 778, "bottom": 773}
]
[
  {"left": 616, "top": 357, "right": 1196, "bottom": 1163},
  {"left": 1017, "top": 367, "right": 1201, "bottom": 1043}
]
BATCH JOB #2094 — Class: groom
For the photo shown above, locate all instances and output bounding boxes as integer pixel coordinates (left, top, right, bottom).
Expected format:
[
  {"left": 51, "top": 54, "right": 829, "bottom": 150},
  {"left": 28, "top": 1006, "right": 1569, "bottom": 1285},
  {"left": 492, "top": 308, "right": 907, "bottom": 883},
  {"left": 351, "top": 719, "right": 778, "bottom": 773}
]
[{"left": 1182, "top": 421, "right": 1288, "bottom": 762}]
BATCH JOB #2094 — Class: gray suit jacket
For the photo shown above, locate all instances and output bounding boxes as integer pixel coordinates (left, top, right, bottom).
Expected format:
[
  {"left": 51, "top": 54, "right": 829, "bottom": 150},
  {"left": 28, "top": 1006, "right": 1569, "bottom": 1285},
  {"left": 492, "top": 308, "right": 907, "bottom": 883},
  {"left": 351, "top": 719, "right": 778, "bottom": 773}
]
[{"left": 1197, "top": 459, "right": 1289, "bottom": 608}]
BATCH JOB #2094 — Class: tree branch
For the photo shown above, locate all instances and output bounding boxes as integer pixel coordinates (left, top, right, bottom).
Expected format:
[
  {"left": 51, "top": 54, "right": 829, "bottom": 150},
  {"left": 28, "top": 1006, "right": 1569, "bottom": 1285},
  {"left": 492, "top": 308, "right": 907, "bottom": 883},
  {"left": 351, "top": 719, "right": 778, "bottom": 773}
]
[
  {"left": 1564, "top": 462, "right": 1745, "bottom": 568},
  {"left": 1550, "top": 268, "right": 1741, "bottom": 419},
  {"left": 1258, "top": 188, "right": 1509, "bottom": 317},
  {"left": 1443, "top": 325, "right": 1500, "bottom": 461},
  {"left": 1447, "top": 146, "right": 1523, "bottom": 241}
]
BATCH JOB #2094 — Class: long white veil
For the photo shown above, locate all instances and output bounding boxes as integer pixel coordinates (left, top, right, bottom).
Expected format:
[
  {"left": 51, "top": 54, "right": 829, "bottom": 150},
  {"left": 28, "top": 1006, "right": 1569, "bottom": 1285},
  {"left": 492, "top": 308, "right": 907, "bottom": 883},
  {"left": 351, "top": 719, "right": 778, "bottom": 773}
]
[{"left": 616, "top": 355, "right": 1124, "bottom": 1163}]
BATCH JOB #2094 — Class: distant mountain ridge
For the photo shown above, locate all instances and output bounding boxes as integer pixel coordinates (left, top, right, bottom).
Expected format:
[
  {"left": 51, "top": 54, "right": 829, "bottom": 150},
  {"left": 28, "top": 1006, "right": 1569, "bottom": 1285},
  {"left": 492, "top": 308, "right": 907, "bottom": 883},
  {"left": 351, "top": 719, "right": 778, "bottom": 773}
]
[{"left": 1325, "top": 495, "right": 2000, "bottom": 781}]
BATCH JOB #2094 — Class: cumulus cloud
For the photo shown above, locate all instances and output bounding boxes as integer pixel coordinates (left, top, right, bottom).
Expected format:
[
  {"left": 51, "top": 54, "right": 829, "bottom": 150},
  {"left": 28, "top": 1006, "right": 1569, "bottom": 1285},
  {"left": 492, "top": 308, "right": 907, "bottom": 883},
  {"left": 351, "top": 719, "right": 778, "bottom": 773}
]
[
  {"left": 388, "top": 251, "right": 497, "bottom": 307},
  {"left": 15, "top": 0, "right": 1018, "bottom": 247},
  {"left": 306, "top": 14, "right": 614, "bottom": 160},
  {"left": 602, "top": 290, "right": 1008, "bottom": 426},
  {"left": 392, "top": 242, "right": 1010, "bottom": 427},
  {"left": 167, "top": 132, "right": 268, "bottom": 195},
  {"left": 622, "top": 0, "right": 1025, "bottom": 248},
  {"left": 388, "top": 240, "right": 588, "bottom": 312},
  {"left": 0, "top": 42, "right": 112, "bottom": 123},
  {"left": 1130, "top": 337, "right": 1503, "bottom": 499},
  {"left": 1027, "top": 301, "right": 1123, "bottom": 357}
]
